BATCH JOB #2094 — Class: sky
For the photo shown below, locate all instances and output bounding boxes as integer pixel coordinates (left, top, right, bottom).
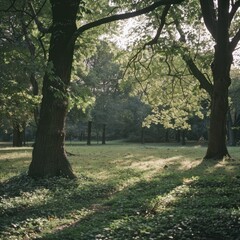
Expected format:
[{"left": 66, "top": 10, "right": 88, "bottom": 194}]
[{"left": 113, "top": 19, "right": 139, "bottom": 49}]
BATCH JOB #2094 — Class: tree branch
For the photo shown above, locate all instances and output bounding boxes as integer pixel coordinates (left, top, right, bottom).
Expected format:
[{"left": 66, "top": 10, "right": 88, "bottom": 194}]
[
  {"left": 230, "top": 28, "right": 240, "bottom": 52},
  {"left": 174, "top": 18, "right": 213, "bottom": 96},
  {"left": 0, "top": 0, "right": 17, "bottom": 12},
  {"left": 199, "top": 0, "right": 217, "bottom": 39},
  {"left": 144, "top": 5, "right": 171, "bottom": 47},
  {"left": 229, "top": 0, "right": 240, "bottom": 24},
  {"left": 183, "top": 56, "right": 213, "bottom": 96},
  {"left": 28, "top": 0, "right": 52, "bottom": 34},
  {"left": 72, "top": 0, "right": 184, "bottom": 42},
  {"left": 38, "top": 33, "right": 47, "bottom": 60}
]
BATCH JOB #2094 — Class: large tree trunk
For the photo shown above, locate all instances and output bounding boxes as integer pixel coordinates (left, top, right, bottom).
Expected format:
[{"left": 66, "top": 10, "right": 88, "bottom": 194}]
[
  {"left": 204, "top": 0, "right": 231, "bottom": 159},
  {"left": 205, "top": 87, "right": 230, "bottom": 159},
  {"left": 28, "top": 0, "right": 80, "bottom": 178}
]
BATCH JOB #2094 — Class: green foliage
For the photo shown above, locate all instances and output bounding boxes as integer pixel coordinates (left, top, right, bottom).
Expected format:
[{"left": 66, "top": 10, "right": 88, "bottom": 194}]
[
  {"left": 0, "top": 86, "right": 40, "bottom": 130},
  {"left": 229, "top": 69, "right": 240, "bottom": 113},
  {"left": 68, "top": 83, "right": 95, "bottom": 113},
  {"left": 83, "top": 41, "right": 123, "bottom": 124},
  {"left": 228, "top": 69, "right": 240, "bottom": 136},
  {"left": 0, "top": 49, "right": 42, "bottom": 130},
  {"left": 112, "top": 1, "right": 215, "bottom": 131},
  {"left": 0, "top": 143, "right": 240, "bottom": 239},
  {"left": 0, "top": 0, "right": 47, "bottom": 132},
  {"left": 123, "top": 48, "right": 209, "bottom": 130},
  {"left": 66, "top": 40, "right": 152, "bottom": 140}
]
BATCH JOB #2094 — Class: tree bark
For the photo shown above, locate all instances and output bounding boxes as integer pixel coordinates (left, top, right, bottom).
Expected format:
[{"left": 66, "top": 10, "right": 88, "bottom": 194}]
[
  {"left": 204, "top": 0, "right": 231, "bottom": 159},
  {"left": 204, "top": 87, "right": 230, "bottom": 159},
  {"left": 28, "top": 0, "right": 80, "bottom": 178}
]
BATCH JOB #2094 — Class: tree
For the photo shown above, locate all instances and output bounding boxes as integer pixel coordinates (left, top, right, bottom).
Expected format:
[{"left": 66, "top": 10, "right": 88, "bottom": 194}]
[
  {"left": 2, "top": 0, "right": 239, "bottom": 166},
  {"left": 124, "top": 50, "right": 208, "bottom": 131},
  {"left": 66, "top": 40, "right": 151, "bottom": 143},
  {"left": 228, "top": 69, "right": 240, "bottom": 145},
  {"left": 0, "top": 0, "right": 44, "bottom": 146},
  {"left": 28, "top": 0, "right": 80, "bottom": 178},
  {"left": 184, "top": 0, "right": 240, "bottom": 159},
  {"left": 26, "top": 0, "right": 184, "bottom": 178},
  {"left": 122, "top": 0, "right": 240, "bottom": 159},
  {"left": 0, "top": 79, "right": 38, "bottom": 146},
  {"left": 66, "top": 80, "right": 95, "bottom": 142},
  {"left": 83, "top": 41, "right": 122, "bottom": 144}
]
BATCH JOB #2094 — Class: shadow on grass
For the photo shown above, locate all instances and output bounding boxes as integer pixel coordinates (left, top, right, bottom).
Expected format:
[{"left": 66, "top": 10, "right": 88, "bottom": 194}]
[
  {"left": 1, "top": 155, "right": 240, "bottom": 240},
  {"left": 0, "top": 173, "right": 119, "bottom": 238},
  {"left": 38, "top": 158, "right": 240, "bottom": 240}
]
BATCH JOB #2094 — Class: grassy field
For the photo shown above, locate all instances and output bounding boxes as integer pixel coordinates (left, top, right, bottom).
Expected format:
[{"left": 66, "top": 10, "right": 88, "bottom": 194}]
[{"left": 0, "top": 142, "right": 240, "bottom": 239}]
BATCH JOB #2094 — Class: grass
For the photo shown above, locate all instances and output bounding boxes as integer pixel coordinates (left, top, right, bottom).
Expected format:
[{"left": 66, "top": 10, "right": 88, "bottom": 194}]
[{"left": 0, "top": 142, "right": 240, "bottom": 239}]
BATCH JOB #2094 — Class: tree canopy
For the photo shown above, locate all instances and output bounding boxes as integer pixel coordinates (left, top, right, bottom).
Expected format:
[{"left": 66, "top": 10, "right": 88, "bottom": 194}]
[{"left": 1, "top": 0, "right": 240, "bottom": 177}]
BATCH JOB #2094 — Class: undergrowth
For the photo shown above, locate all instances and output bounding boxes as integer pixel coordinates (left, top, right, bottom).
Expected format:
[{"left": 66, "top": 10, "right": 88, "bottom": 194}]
[{"left": 0, "top": 143, "right": 240, "bottom": 239}]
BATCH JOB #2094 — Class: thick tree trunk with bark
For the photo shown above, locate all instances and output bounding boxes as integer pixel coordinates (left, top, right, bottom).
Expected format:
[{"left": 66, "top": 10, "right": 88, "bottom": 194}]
[
  {"left": 204, "top": 1, "right": 231, "bottom": 159},
  {"left": 205, "top": 87, "right": 230, "bottom": 159},
  {"left": 28, "top": 0, "right": 80, "bottom": 178}
]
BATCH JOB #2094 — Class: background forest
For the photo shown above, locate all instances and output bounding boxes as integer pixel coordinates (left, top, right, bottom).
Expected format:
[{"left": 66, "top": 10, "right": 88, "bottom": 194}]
[{"left": 1, "top": 1, "right": 240, "bottom": 147}]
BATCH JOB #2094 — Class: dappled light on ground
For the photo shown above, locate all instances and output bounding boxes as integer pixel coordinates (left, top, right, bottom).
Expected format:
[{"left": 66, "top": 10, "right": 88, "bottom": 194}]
[
  {"left": 125, "top": 155, "right": 203, "bottom": 173},
  {"left": 0, "top": 143, "right": 240, "bottom": 239},
  {"left": 0, "top": 151, "right": 31, "bottom": 161}
]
